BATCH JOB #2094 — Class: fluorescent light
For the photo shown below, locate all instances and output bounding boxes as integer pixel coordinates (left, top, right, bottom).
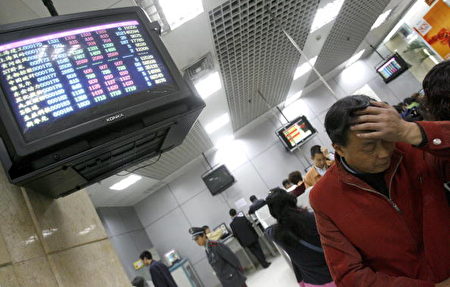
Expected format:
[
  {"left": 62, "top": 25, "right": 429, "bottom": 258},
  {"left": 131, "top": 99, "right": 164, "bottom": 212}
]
[
  {"left": 109, "top": 174, "right": 142, "bottom": 191},
  {"left": 293, "top": 56, "right": 318, "bottom": 80},
  {"left": 194, "top": 72, "right": 222, "bottom": 99},
  {"left": 345, "top": 49, "right": 365, "bottom": 67},
  {"left": 371, "top": 9, "right": 392, "bottom": 30},
  {"left": 205, "top": 113, "right": 230, "bottom": 134},
  {"left": 284, "top": 90, "right": 303, "bottom": 106},
  {"left": 215, "top": 135, "right": 234, "bottom": 150},
  {"left": 159, "top": 0, "right": 204, "bottom": 30},
  {"left": 310, "top": 0, "right": 345, "bottom": 33}
]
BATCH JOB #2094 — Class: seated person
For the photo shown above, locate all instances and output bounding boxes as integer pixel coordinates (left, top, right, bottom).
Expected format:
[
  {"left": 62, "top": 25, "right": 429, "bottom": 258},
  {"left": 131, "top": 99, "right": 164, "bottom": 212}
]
[
  {"left": 310, "top": 95, "right": 450, "bottom": 286},
  {"left": 304, "top": 145, "right": 334, "bottom": 188},
  {"left": 288, "top": 171, "right": 306, "bottom": 197},
  {"left": 248, "top": 195, "right": 266, "bottom": 214}
]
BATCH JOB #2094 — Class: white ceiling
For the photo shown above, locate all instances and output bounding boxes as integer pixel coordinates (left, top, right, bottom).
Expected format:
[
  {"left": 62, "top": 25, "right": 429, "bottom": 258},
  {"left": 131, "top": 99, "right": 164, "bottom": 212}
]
[{"left": 0, "top": 0, "right": 415, "bottom": 207}]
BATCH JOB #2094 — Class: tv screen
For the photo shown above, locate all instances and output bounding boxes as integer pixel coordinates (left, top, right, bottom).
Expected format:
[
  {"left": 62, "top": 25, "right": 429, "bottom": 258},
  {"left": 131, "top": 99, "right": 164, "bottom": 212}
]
[
  {"left": 376, "top": 53, "right": 409, "bottom": 83},
  {"left": 0, "top": 16, "right": 177, "bottom": 143},
  {"left": 276, "top": 115, "right": 316, "bottom": 152},
  {"left": 202, "top": 165, "right": 234, "bottom": 195}
]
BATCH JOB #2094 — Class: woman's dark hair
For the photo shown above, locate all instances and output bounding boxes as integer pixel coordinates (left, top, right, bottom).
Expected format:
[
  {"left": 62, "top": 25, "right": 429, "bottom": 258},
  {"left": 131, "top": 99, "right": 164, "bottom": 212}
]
[
  {"left": 265, "top": 188, "right": 314, "bottom": 246},
  {"left": 139, "top": 250, "right": 152, "bottom": 261},
  {"left": 325, "top": 95, "right": 372, "bottom": 146},
  {"left": 288, "top": 171, "right": 303, "bottom": 185},
  {"left": 422, "top": 60, "right": 450, "bottom": 121},
  {"left": 282, "top": 179, "right": 291, "bottom": 188}
]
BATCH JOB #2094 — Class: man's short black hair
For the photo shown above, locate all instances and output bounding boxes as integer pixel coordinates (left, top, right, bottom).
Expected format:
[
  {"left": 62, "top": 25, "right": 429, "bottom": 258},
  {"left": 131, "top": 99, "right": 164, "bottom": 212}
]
[
  {"left": 288, "top": 171, "right": 303, "bottom": 185},
  {"left": 282, "top": 179, "right": 291, "bottom": 188},
  {"left": 325, "top": 95, "right": 372, "bottom": 146},
  {"left": 422, "top": 60, "right": 450, "bottom": 121},
  {"left": 139, "top": 250, "right": 152, "bottom": 261},
  {"left": 310, "top": 145, "right": 322, "bottom": 158},
  {"left": 202, "top": 225, "right": 209, "bottom": 231},
  {"left": 249, "top": 195, "right": 257, "bottom": 202},
  {"left": 229, "top": 208, "right": 237, "bottom": 217}
]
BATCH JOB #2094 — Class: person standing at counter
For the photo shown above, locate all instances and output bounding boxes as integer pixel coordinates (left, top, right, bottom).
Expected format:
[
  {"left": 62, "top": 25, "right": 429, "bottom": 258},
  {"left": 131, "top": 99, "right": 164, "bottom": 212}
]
[
  {"left": 229, "top": 209, "right": 271, "bottom": 268},
  {"left": 139, "top": 250, "right": 178, "bottom": 287},
  {"left": 189, "top": 227, "right": 247, "bottom": 287}
]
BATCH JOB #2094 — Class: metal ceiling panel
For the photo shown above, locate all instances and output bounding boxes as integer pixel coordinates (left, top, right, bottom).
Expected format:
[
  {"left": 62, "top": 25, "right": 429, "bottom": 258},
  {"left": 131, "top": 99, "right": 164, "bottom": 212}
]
[
  {"left": 134, "top": 121, "right": 213, "bottom": 179},
  {"left": 306, "top": 0, "right": 391, "bottom": 85},
  {"left": 209, "top": 0, "right": 320, "bottom": 130}
]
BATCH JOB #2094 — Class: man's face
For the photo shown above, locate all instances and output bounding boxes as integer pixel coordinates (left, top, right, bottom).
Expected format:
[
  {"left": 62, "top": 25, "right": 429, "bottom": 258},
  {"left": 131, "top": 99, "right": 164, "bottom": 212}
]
[
  {"left": 312, "top": 153, "right": 327, "bottom": 169},
  {"left": 142, "top": 258, "right": 151, "bottom": 266},
  {"left": 194, "top": 235, "right": 207, "bottom": 246},
  {"left": 334, "top": 130, "right": 395, "bottom": 174}
]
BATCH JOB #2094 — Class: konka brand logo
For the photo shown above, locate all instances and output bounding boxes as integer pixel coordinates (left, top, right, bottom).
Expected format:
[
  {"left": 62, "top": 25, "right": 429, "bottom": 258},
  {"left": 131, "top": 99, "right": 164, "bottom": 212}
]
[{"left": 106, "top": 113, "right": 124, "bottom": 122}]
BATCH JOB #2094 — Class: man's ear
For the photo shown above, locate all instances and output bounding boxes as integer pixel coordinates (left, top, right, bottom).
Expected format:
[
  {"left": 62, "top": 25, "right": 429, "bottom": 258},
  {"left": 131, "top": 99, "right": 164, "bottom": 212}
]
[{"left": 333, "top": 143, "right": 345, "bottom": 158}]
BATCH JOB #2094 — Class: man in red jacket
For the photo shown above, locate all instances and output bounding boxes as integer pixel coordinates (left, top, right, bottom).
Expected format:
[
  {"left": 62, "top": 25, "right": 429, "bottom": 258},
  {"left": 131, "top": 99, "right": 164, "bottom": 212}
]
[{"left": 310, "top": 95, "right": 450, "bottom": 287}]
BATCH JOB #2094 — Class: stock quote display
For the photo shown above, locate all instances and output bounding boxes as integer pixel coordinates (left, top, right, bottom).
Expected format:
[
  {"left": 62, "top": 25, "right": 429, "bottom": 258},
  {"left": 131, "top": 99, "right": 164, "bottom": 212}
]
[{"left": 0, "top": 20, "right": 173, "bottom": 134}]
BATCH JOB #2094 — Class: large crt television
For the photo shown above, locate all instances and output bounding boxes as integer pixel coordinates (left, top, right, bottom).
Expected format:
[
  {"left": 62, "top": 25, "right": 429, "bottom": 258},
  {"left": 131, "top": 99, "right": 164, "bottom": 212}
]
[
  {"left": 0, "top": 7, "right": 205, "bottom": 197},
  {"left": 376, "top": 53, "right": 409, "bottom": 83},
  {"left": 276, "top": 115, "right": 316, "bottom": 152},
  {"left": 202, "top": 165, "right": 234, "bottom": 195}
]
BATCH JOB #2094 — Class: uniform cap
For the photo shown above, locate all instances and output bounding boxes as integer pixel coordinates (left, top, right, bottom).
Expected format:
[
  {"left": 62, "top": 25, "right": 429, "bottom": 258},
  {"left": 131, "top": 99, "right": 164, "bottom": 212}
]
[{"left": 189, "top": 227, "right": 205, "bottom": 239}]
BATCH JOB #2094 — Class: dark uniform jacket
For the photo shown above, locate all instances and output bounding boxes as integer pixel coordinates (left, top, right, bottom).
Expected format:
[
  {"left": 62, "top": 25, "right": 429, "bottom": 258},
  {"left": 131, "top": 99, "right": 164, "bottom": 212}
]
[
  {"left": 206, "top": 240, "right": 246, "bottom": 287},
  {"left": 230, "top": 215, "right": 259, "bottom": 247},
  {"left": 149, "top": 260, "right": 178, "bottom": 287}
]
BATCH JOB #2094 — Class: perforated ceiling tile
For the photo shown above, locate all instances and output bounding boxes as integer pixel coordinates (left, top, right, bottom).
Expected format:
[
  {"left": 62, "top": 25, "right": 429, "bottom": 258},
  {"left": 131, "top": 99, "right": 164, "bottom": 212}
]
[
  {"left": 306, "top": 0, "right": 390, "bottom": 85},
  {"left": 133, "top": 121, "right": 213, "bottom": 180},
  {"left": 210, "top": 0, "right": 320, "bottom": 131}
]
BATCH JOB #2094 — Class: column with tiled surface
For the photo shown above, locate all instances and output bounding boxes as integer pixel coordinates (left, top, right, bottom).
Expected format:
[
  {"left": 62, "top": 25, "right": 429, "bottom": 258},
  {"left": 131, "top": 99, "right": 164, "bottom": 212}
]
[{"left": 0, "top": 166, "right": 130, "bottom": 287}]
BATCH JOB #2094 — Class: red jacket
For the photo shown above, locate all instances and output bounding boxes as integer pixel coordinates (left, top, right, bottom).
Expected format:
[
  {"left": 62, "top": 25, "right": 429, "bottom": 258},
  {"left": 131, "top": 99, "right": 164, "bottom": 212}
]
[{"left": 310, "top": 121, "right": 450, "bottom": 287}]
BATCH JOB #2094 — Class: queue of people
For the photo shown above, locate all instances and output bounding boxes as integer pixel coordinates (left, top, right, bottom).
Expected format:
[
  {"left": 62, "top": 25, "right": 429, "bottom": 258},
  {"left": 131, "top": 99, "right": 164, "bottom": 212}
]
[{"left": 138, "top": 60, "right": 449, "bottom": 287}]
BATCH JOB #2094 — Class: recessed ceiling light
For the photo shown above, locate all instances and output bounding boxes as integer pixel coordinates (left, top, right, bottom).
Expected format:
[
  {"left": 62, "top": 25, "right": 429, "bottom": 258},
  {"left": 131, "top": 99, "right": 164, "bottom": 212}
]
[
  {"left": 159, "top": 0, "right": 204, "bottom": 30},
  {"left": 194, "top": 71, "right": 222, "bottom": 99},
  {"left": 345, "top": 49, "right": 365, "bottom": 67},
  {"left": 109, "top": 174, "right": 142, "bottom": 191},
  {"left": 293, "top": 56, "right": 318, "bottom": 80},
  {"left": 205, "top": 113, "right": 230, "bottom": 134},
  {"left": 371, "top": 9, "right": 392, "bottom": 30},
  {"left": 310, "top": 0, "right": 345, "bottom": 33}
]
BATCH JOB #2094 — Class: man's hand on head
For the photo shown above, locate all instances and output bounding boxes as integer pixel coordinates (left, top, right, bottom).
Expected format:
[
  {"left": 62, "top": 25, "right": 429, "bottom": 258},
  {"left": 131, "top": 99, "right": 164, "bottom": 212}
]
[{"left": 351, "top": 101, "right": 423, "bottom": 145}]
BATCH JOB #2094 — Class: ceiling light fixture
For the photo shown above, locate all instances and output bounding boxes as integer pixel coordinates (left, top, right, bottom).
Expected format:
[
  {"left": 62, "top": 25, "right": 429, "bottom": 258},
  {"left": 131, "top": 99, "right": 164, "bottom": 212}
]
[
  {"left": 194, "top": 71, "right": 222, "bottom": 99},
  {"left": 109, "top": 174, "right": 142, "bottom": 191},
  {"left": 345, "top": 49, "right": 365, "bottom": 67},
  {"left": 158, "top": 0, "right": 204, "bottom": 30},
  {"left": 205, "top": 113, "right": 230, "bottom": 134},
  {"left": 310, "top": 0, "right": 345, "bottom": 33},
  {"left": 371, "top": 9, "right": 392, "bottom": 30},
  {"left": 293, "top": 56, "right": 318, "bottom": 80}
]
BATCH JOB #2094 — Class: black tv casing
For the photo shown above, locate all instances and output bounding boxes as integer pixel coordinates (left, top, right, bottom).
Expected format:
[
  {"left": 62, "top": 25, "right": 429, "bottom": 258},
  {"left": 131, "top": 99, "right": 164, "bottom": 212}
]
[
  {"left": 202, "top": 165, "right": 234, "bottom": 196},
  {"left": 375, "top": 53, "right": 409, "bottom": 83},
  {"left": 0, "top": 7, "right": 205, "bottom": 198},
  {"left": 276, "top": 115, "right": 317, "bottom": 152}
]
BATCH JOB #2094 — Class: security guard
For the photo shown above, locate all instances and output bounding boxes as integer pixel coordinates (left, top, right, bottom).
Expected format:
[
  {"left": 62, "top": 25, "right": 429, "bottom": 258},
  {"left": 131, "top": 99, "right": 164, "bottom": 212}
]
[{"left": 189, "top": 227, "right": 247, "bottom": 287}]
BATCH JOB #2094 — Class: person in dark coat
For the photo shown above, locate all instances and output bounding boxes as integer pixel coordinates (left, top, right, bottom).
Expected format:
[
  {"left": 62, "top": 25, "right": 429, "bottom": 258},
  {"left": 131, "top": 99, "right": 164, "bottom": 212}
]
[
  {"left": 265, "top": 188, "right": 335, "bottom": 287},
  {"left": 189, "top": 227, "right": 247, "bottom": 287},
  {"left": 229, "top": 209, "right": 270, "bottom": 268},
  {"left": 248, "top": 195, "right": 266, "bottom": 214},
  {"left": 140, "top": 250, "right": 178, "bottom": 287}
]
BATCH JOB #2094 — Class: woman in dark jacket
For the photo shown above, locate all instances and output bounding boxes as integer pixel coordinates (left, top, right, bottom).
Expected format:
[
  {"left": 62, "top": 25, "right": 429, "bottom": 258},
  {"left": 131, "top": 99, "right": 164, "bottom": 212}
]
[{"left": 265, "top": 188, "right": 335, "bottom": 287}]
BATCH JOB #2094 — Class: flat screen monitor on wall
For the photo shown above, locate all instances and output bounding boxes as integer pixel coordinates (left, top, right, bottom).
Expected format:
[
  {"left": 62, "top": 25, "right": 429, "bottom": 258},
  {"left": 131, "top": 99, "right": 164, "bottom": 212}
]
[
  {"left": 276, "top": 115, "right": 317, "bottom": 152},
  {"left": 202, "top": 165, "right": 235, "bottom": 196},
  {"left": 376, "top": 53, "right": 409, "bottom": 83},
  {"left": 0, "top": 7, "right": 205, "bottom": 197}
]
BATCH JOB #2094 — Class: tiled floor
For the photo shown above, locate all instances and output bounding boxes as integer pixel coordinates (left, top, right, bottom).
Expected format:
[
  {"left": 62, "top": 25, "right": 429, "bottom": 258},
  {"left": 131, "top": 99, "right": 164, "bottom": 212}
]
[{"left": 246, "top": 255, "right": 299, "bottom": 287}]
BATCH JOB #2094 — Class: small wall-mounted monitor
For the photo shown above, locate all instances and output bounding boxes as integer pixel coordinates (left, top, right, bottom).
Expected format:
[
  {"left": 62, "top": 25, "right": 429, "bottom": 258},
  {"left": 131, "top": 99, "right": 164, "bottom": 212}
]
[
  {"left": 202, "top": 165, "right": 234, "bottom": 195},
  {"left": 376, "top": 53, "right": 409, "bottom": 83},
  {"left": 276, "top": 115, "right": 316, "bottom": 152}
]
